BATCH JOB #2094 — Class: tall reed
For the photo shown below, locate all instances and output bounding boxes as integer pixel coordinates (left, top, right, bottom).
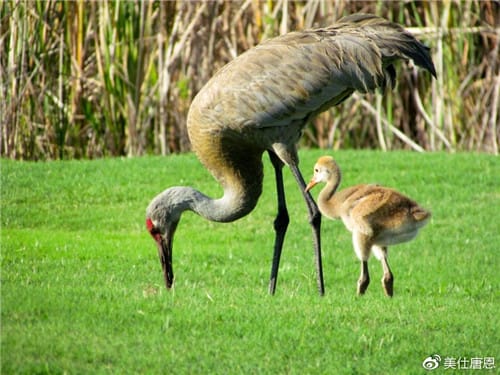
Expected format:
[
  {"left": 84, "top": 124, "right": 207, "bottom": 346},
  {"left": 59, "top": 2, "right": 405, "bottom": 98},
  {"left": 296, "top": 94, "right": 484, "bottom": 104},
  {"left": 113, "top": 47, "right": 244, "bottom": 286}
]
[{"left": 1, "top": 0, "right": 498, "bottom": 159}]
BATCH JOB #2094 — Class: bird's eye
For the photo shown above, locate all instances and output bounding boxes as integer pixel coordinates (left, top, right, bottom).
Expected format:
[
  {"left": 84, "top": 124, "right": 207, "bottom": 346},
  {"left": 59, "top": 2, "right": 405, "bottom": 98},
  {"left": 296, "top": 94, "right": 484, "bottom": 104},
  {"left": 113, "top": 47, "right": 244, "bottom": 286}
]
[{"left": 314, "top": 168, "right": 319, "bottom": 173}]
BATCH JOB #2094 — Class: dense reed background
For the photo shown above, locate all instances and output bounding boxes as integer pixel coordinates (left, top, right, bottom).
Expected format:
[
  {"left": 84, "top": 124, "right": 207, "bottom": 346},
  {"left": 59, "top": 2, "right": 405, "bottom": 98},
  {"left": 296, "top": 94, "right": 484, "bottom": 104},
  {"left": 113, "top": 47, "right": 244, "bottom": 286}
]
[{"left": 1, "top": 0, "right": 499, "bottom": 160}]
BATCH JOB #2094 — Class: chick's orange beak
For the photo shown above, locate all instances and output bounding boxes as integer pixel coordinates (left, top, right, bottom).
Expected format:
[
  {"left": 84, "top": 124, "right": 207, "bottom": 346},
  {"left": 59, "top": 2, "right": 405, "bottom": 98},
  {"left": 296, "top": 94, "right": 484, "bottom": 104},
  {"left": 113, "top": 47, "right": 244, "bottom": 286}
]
[{"left": 305, "top": 179, "right": 318, "bottom": 192}]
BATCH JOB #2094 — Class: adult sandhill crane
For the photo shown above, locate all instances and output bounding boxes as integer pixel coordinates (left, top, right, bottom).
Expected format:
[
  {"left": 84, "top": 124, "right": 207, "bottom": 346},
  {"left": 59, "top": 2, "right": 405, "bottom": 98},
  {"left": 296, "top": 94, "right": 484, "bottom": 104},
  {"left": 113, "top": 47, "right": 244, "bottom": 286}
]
[
  {"left": 146, "top": 13, "right": 436, "bottom": 295},
  {"left": 305, "top": 156, "right": 431, "bottom": 297}
]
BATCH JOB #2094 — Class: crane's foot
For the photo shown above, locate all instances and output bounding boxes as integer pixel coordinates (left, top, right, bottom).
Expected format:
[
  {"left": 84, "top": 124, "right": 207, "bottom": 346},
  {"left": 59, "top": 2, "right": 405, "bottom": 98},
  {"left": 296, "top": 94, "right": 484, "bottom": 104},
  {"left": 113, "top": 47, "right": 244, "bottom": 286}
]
[
  {"left": 382, "top": 273, "right": 394, "bottom": 297},
  {"left": 268, "top": 278, "right": 277, "bottom": 295},
  {"left": 357, "top": 274, "right": 370, "bottom": 295}
]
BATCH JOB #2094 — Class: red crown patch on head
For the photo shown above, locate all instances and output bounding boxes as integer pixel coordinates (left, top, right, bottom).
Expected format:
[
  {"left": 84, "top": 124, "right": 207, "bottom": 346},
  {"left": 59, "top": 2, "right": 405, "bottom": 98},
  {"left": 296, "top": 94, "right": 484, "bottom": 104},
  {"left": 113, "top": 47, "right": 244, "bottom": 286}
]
[
  {"left": 146, "top": 218, "right": 162, "bottom": 242},
  {"left": 146, "top": 218, "right": 154, "bottom": 231}
]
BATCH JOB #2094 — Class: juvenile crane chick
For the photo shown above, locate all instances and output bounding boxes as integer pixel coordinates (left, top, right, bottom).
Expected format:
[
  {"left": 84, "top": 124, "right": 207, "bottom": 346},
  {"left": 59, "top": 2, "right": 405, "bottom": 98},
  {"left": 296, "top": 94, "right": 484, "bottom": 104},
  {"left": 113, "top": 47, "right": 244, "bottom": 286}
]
[{"left": 306, "top": 156, "right": 431, "bottom": 297}]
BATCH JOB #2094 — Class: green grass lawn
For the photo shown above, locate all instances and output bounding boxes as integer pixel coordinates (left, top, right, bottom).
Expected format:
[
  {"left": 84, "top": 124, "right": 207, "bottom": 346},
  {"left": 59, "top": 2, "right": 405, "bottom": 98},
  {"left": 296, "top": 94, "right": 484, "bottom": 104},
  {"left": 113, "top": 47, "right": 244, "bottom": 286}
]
[{"left": 1, "top": 150, "right": 499, "bottom": 374}]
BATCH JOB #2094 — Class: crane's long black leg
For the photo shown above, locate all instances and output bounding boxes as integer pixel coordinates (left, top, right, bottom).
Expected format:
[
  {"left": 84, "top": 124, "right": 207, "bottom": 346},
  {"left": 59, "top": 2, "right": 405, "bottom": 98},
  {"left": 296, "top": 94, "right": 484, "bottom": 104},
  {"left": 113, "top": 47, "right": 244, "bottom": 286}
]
[
  {"left": 289, "top": 163, "right": 325, "bottom": 296},
  {"left": 268, "top": 151, "right": 290, "bottom": 295}
]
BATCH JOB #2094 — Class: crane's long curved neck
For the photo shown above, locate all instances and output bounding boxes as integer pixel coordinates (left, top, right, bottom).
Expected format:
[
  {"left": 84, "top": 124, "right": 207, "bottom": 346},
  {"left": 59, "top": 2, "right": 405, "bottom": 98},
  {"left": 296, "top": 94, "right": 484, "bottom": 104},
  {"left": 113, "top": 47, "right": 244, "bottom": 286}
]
[
  {"left": 317, "top": 173, "right": 341, "bottom": 219},
  {"left": 188, "top": 156, "right": 265, "bottom": 222},
  {"left": 318, "top": 181, "right": 339, "bottom": 205},
  {"left": 177, "top": 186, "right": 257, "bottom": 223},
  {"left": 148, "top": 164, "right": 263, "bottom": 226}
]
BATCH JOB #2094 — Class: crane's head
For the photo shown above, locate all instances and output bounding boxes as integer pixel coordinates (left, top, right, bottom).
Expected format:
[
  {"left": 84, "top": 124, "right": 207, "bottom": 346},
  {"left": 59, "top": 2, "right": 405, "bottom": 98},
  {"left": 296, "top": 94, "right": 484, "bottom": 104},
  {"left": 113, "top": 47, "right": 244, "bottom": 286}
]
[
  {"left": 145, "top": 188, "right": 184, "bottom": 289},
  {"left": 305, "top": 156, "right": 341, "bottom": 192},
  {"left": 146, "top": 217, "right": 177, "bottom": 289}
]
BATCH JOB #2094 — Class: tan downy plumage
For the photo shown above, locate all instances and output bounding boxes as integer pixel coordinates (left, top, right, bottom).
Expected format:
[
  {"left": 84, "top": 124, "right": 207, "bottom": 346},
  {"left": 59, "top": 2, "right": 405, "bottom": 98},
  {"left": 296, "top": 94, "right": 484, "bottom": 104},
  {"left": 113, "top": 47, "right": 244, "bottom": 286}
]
[
  {"left": 146, "top": 14, "right": 436, "bottom": 295},
  {"left": 306, "top": 156, "right": 431, "bottom": 297}
]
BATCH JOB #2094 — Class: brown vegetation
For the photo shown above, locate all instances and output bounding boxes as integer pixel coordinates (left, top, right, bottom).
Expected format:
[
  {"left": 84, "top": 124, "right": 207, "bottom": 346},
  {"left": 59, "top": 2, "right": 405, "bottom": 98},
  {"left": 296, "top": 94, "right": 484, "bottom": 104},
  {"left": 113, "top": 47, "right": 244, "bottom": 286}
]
[{"left": 1, "top": 0, "right": 499, "bottom": 160}]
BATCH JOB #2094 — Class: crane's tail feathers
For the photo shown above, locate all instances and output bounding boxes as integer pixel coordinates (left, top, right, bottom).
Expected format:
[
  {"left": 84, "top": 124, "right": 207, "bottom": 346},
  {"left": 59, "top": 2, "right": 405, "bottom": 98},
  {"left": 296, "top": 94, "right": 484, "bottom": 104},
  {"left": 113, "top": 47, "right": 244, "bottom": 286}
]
[
  {"left": 339, "top": 13, "right": 437, "bottom": 81},
  {"left": 411, "top": 206, "right": 432, "bottom": 224}
]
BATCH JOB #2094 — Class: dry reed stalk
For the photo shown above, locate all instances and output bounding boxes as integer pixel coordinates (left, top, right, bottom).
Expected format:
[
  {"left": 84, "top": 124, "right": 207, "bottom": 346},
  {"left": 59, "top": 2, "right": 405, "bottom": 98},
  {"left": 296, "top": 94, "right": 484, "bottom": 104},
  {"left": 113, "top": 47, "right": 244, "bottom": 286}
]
[{"left": 1, "top": 0, "right": 498, "bottom": 159}]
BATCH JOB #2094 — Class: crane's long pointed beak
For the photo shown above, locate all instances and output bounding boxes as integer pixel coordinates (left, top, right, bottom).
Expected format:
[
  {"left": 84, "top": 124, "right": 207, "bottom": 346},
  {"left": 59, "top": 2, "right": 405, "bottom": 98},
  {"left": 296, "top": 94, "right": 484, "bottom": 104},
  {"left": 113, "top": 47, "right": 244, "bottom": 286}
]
[
  {"left": 305, "top": 179, "right": 317, "bottom": 192},
  {"left": 156, "top": 237, "right": 174, "bottom": 289}
]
